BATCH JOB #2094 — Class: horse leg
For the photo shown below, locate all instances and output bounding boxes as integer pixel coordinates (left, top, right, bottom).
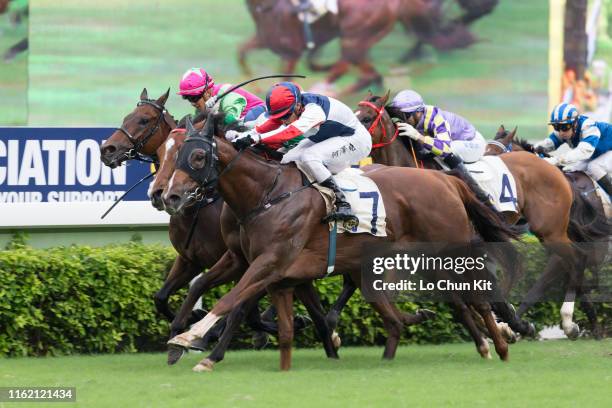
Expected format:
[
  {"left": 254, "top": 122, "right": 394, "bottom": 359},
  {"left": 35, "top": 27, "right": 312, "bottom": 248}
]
[
  {"left": 167, "top": 250, "right": 245, "bottom": 366},
  {"left": 475, "top": 302, "right": 509, "bottom": 361},
  {"left": 367, "top": 299, "right": 404, "bottom": 360},
  {"left": 295, "top": 281, "right": 339, "bottom": 359},
  {"left": 310, "top": 60, "right": 351, "bottom": 95},
  {"left": 325, "top": 274, "right": 356, "bottom": 332},
  {"left": 280, "top": 57, "right": 299, "bottom": 78},
  {"left": 560, "top": 288, "right": 580, "bottom": 340},
  {"left": 154, "top": 255, "right": 202, "bottom": 322},
  {"left": 452, "top": 301, "right": 491, "bottom": 359},
  {"left": 516, "top": 254, "right": 565, "bottom": 316},
  {"left": 269, "top": 286, "right": 295, "bottom": 371},
  {"left": 238, "top": 35, "right": 261, "bottom": 77},
  {"left": 579, "top": 291, "right": 602, "bottom": 339},
  {"left": 193, "top": 294, "right": 264, "bottom": 372}
]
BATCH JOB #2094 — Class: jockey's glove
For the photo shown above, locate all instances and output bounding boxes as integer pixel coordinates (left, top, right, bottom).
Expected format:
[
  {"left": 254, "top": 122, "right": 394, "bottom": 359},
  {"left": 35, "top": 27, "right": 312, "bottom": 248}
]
[
  {"left": 397, "top": 122, "right": 424, "bottom": 142},
  {"left": 205, "top": 95, "right": 218, "bottom": 110},
  {"left": 232, "top": 132, "right": 261, "bottom": 150},
  {"left": 225, "top": 129, "right": 241, "bottom": 142},
  {"left": 533, "top": 138, "right": 555, "bottom": 153}
]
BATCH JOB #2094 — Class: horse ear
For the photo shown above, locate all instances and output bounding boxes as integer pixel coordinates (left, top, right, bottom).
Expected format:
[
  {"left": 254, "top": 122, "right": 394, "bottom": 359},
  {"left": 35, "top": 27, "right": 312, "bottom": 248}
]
[
  {"left": 510, "top": 126, "right": 518, "bottom": 137},
  {"left": 203, "top": 112, "right": 215, "bottom": 139},
  {"left": 157, "top": 88, "right": 170, "bottom": 106},
  {"left": 497, "top": 124, "right": 505, "bottom": 133},
  {"left": 140, "top": 88, "right": 148, "bottom": 100},
  {"left": 366, "top": 89, "right": 373, "bottom": 99},
  {"left": 186, "top": 116, "right": 195, "bottom": 134},
  {"left": 380, "top": 89, "right": 391, "bottom": 105}
]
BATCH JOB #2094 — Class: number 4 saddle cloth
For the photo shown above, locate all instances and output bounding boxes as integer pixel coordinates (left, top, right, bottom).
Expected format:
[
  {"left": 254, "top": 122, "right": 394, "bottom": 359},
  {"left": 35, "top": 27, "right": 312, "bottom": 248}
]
[
  {"left": 464, "top": 156, "right": 519, "bottom": 214},
  {"left": 299, "top": 165, "right": 388, "bottom": 237}
]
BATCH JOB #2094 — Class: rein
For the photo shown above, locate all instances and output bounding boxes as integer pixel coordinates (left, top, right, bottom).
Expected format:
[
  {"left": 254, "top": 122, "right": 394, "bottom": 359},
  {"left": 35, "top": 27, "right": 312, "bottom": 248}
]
[{"left": 358, "top": 100, "right": 399, "bottom": 149}]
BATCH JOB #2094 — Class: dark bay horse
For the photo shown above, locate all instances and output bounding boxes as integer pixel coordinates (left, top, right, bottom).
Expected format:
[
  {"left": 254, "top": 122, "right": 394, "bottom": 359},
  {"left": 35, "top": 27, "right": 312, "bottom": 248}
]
[
  {"left": 241, "top": 0, "right": 479, "bottom": 96},
  {"left": 162, "top": 114, "right": 520, "bottom": 371},
  {"left": 356, "top": 94, "right": 607, "bottom": 339}
]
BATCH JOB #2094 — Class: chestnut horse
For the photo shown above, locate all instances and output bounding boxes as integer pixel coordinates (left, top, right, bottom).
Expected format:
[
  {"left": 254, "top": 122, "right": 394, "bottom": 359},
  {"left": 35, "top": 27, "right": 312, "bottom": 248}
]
[
  {"left": 356, "top": 94, "right": 605, "bottom": 339},
  {"left": 163, "top": 114, "right": 520, "bottom": 371},
  {"left": 485, "top": 125, "right": 610, "bottom": 338}
]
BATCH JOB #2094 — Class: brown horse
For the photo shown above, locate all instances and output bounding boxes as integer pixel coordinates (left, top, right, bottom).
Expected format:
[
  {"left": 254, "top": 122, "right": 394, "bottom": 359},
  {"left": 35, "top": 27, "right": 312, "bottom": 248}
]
[
  {"left": 240, "top": 0, "right": 478, "bottom": 96},
  {"left": 162, "top": 113, "right": 520, "bottom": 371},
  {"left": 99, "top": 90, "right": 278, "bottom": 349},
  {"left": 101, "top": 95, "right": 340, "bottom": 369},
  {"left": 356, "top": 94, "right": 605, "bottom": 339}
]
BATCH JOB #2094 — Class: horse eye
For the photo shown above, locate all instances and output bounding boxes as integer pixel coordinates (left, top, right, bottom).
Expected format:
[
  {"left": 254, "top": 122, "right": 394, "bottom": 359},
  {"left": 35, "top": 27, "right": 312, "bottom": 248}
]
[
  {"left": 139, "top": 118, "right": 148, "bottom": 126},
  {"left": 188, "top": 150, "right": 206, "bottom": 170},
  {"left": 362, "top": 117, "right": 372, "bottom": 124}
]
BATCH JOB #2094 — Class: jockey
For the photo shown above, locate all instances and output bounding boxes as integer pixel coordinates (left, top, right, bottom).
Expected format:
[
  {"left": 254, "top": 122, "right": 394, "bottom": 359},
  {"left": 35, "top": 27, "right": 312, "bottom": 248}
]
[
  {"left": 388, "top": 89, "right": 493, "bottom": 206},
  {"left": 534, "top": 103, "right": 612, "bottom": 197},
  {"left": 226, "top": 82, "right": 372, "bottom": 226},
  {"left": 177, "top": 68, "right": 267, "bottom": 127}
]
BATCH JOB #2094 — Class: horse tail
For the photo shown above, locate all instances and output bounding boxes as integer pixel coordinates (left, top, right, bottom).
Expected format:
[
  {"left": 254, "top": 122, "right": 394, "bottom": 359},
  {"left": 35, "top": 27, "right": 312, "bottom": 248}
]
[
  {"left": 566, "top": 181, "right": 610, "bottom": 244},
  {"left": 451, "top": 176, "right": 523, "bottom": 294},
  {"left": 450, "top": 176, "right": 521, "bottom": 242}
]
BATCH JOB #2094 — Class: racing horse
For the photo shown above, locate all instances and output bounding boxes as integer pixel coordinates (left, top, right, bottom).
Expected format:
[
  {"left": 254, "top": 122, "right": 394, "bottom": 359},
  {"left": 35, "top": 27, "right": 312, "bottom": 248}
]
[
  {"left": 99, "top": 89, "right": 275, "bottom": 345},
  {"left": 356, "top": 93, "right": 607, "bottom": 339},
  {"left": 485, "top": 125, "right": 610, "bottom": 338},
  {"left": 100, "top": 90, "right": 338, "bottom": 367},
  {"left": 163, "top": 113, "right": 521, "bottom": 371},
  {"left": 240, "top": 0, "right": 480, "bottom": 96}
]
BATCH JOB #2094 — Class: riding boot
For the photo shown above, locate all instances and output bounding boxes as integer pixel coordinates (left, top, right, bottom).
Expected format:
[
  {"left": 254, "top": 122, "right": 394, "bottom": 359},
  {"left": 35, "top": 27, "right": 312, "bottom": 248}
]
[
  {"left": 444, "top": 153, "right": 495, "bottom": 209},
  {"left": 320, "top": 177, "right": 359, "bottom": 229},
  {"left": 596, "top": 175, "right": 612, "bottom": 198}
]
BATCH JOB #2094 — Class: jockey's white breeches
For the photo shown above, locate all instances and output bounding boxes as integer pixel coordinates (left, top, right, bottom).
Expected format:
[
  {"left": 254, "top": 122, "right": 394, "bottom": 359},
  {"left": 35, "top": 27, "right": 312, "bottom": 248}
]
[
  {"left": 281, "top": 128, "right": 372, "bottom": 183},
  {"left": 566, "top": 150, "right": 612, "bottom": 180},
  {"left": 451, "top": 132, "right": 486, "bottom": 163}
]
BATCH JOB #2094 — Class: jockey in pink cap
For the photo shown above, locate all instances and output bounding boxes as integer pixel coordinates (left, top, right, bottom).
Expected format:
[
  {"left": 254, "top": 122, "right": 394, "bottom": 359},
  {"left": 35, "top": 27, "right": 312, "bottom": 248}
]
[{"left": 177, "top": 68, "right": 266, "bottom": 126}]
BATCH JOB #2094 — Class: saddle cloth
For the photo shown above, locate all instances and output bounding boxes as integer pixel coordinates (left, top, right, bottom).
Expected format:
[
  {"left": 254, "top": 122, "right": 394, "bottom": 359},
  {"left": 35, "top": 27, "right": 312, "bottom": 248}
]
[
  {"left": 291, "top": 0, "right": 339, "bottom": 23},
  {"left": 464, "top": 156, "right": 518, "bottom": 213},
  {"left": 298, "top": 165, "right": 388, "bottom": 236}
]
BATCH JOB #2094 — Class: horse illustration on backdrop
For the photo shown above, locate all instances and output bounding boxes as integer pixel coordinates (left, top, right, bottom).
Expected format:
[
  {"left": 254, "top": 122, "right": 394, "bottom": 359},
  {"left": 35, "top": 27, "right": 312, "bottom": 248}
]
[{"left": 240, "top": 0, "right": 496, "bottom": 96}]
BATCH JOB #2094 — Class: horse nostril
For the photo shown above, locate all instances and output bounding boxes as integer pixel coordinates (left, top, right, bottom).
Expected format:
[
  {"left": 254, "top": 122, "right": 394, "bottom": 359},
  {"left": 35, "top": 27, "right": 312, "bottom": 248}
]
[
  {"left": 166, "top": 194, "right": 181, "bottom": 206},
  {"left": 101, "top": 145, "right": 117, "bottom": 156}
]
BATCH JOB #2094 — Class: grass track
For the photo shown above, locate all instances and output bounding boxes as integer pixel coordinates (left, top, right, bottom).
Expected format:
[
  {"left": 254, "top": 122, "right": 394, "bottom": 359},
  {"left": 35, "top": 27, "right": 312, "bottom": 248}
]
[{"left": 1, "top": 340, "right": 611, "bottom": 407}]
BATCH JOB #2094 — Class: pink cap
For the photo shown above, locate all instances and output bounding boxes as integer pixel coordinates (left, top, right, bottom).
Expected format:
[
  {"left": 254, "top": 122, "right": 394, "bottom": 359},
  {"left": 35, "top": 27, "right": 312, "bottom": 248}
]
[{"left": 177, "top": 68, "right": 214, "bottom": 96}]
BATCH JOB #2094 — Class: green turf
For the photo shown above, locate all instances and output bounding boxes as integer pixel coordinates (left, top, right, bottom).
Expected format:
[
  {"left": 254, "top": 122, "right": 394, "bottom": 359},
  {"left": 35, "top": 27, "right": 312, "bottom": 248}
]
[
  {"left": 0, "top": 3, "right": 28, "bottom": 125},
  {"left": 1, "top": 341, "right": 610, "bottom": 407},
  {"left": 26, "top": 0, "right": 553, "bottom": 138}
]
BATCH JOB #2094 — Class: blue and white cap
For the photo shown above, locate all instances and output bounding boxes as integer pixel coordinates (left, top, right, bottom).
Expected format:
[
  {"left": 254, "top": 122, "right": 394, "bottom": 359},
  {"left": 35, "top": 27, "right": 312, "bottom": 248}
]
[
  {"left": 390, "top": 90, "right": 425, "bottom": 113},
  {"left": 549, "top": 103, "right": 578, "bottom": 124}
]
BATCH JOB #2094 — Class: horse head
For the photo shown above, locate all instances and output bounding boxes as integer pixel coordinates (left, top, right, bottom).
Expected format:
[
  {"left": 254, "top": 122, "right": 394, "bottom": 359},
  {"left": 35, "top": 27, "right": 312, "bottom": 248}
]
[
  {"left": 100, "top": 88, "right": 174, "bottom": 168},
  {"left": 485, "top": 124, "right": 518, "bottom": 156},
  {"left": 162, "top": 113, "right": 241, "bottom": 215}
]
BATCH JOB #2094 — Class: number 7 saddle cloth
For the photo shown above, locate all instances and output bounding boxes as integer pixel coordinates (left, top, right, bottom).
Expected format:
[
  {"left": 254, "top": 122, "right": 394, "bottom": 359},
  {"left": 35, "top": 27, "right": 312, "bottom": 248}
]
[{"left": 298, "top": 164, "right": 388, "bottom": 237}]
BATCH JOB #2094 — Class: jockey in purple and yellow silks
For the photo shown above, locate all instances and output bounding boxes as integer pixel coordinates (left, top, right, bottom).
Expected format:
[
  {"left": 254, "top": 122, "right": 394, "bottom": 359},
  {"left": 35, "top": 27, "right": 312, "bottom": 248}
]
[
  {"left": 177, "top": 68, "right": 267, "bottom": 127},
  {"left": 387, "top": 89, "right": 493, "bottom": 207}
]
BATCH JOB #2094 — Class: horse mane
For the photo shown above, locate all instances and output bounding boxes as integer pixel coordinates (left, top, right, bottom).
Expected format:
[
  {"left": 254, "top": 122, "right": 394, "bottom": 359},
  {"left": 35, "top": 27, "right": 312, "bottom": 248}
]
[{"left": 515, "top": 137, "right": 535, "bottom": 153}]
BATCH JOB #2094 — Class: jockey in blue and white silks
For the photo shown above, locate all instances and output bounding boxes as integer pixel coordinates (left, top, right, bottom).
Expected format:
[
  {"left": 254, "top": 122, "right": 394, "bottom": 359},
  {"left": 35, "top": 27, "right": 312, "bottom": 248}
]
[
  {"left": 387, "top": 89, "right": 494, "bottom": 207},
  {"left": 226, "top": 82, "right": 372, "bottom": 226},
  {"left": 535, "top": 103, "right": 612, "bottom": 196}
]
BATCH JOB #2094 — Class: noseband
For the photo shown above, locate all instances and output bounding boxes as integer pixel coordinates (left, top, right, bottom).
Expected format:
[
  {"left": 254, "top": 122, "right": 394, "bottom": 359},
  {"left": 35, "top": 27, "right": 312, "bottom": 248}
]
[
  {"left": 358, "top": 100, "right": 399, "bottom": 149},
  {"left": 117, "top": 99, "right": 170, "bottom": 162}
]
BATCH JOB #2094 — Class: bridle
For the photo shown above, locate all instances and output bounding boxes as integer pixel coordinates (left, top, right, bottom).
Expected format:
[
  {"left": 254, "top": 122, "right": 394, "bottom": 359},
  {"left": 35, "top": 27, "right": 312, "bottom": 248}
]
[
  {"left": 358, "top": 100, "right": 399, "bottom": 149},
  {"left": 487, "top": 139, "right": 513, "bottom": 154},
  {"left": 116, "top": 99, "right": 172, "bottom": 163}
]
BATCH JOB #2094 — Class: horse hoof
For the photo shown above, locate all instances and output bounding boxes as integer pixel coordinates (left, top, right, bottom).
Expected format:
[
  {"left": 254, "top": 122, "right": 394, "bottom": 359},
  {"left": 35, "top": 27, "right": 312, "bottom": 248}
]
[
  {"left": 192, "top": 358, "right": 215, "bottom": 372},
  {"left": 526, "top": 323, "right": 537, "bottom": 338},
  {"left": 167, "top": 345, "right": 186, "bottom": 366},
  {"left": 295, "top": 315, "right": 313, "bottom": 330},
  {"left": 331, "top": 331, "right": 342, "bottom": 349},
  {"left": 252, "top": 332, "right": 269, "bottom": 350},
  {"left": 565, "top": 323, "right": 580, "bottom": 340}
]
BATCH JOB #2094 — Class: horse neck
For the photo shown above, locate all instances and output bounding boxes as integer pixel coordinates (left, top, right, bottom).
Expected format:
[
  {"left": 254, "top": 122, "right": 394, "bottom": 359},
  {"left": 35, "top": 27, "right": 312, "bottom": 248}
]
[
  {"left": 371, "top": 141, "right": 414, "bottom": 167},
  {"left": 215, "top": 137, "right": 284, "bottom": 219}
]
